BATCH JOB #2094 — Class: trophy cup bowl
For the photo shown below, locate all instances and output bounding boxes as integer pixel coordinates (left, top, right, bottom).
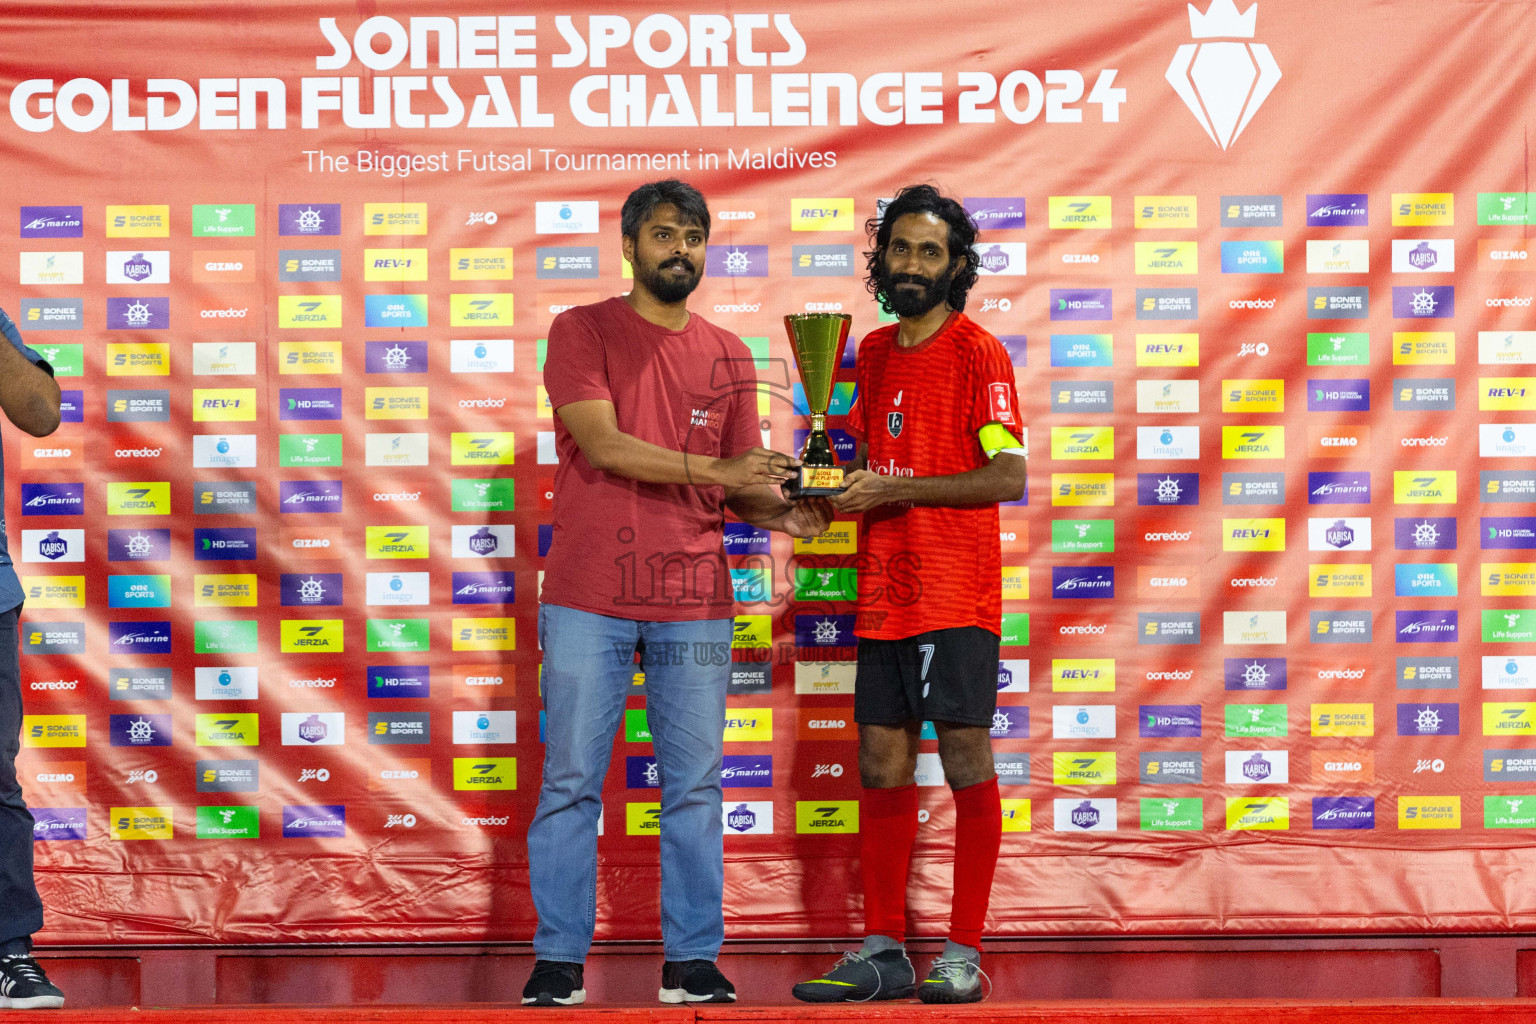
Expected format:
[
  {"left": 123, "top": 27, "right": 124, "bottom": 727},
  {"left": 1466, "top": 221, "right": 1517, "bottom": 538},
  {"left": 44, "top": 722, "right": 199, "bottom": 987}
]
[{"left": 783, "top": 312, "right": 853, "bottom": 497}]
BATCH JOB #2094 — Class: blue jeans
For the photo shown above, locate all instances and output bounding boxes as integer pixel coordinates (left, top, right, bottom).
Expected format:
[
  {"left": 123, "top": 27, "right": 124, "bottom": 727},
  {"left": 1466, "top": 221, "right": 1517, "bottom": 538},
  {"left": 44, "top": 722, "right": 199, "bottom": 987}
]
[
  {"left": 0, "top": 605, "right": 42, "bottom": 950},
  {"left": 528, "top": 603, "right": 732, "bottom": 964}
]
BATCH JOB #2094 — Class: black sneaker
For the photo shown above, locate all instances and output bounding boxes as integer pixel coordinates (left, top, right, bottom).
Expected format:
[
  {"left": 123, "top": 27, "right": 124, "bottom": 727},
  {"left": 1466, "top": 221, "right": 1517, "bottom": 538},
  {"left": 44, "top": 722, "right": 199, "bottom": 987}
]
[
  {"left": 520, "top": 960, "right": 585, "bottom": 1006},
  {"left": 918, "top": 954, "right": 988, "bottom": 1004},
  {"left": 0, "top": 954, "right": 65, "bottom": 1009},
  {"left": 659, "top": 959, "right": 736, "bottom": 1003},
  {"left": 791, "top": 948, "right": 915, "bottom": 1003}
]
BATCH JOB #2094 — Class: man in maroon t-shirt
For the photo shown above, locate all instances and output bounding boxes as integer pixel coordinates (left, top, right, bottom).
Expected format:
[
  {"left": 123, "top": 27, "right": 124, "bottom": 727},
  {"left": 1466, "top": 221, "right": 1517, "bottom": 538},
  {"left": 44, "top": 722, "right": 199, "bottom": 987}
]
[{"left": 524, "top": 180, "right": 830, "bottom": 1007}]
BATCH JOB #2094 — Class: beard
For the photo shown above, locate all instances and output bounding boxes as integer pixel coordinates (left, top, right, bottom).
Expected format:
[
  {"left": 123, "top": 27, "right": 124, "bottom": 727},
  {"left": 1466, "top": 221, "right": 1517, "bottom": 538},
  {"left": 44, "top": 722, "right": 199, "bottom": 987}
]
[
  {"left": 878, "top": 261, "right": 955, "bottom": 317},
  {"left": 634, "top": 254, "right": 703, "bottom": 304}
]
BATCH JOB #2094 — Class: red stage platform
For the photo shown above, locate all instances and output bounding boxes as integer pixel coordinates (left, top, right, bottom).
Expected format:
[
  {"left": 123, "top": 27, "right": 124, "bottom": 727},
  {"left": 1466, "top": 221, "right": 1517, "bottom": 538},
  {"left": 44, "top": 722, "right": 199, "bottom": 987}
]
[
  {"left": 31, "top": 934, "right": 1536, "bottom": 1009},
  {"left": 12, "top": 1002, "right": 1536, "bottom": 1023}
]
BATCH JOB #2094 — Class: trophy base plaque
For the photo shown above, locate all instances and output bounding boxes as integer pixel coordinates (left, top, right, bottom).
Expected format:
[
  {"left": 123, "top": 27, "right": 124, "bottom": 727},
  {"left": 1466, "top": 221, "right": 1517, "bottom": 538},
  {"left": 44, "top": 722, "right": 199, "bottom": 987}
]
[{"left": 788, "top": 464, "right": 846, "bottom": 497}]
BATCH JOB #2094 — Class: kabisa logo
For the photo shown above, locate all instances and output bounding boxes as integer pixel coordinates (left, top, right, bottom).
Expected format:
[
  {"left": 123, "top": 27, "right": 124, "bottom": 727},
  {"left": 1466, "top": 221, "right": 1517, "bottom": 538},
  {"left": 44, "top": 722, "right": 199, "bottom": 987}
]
[
  {"left": 37, "top": 531, "right": 69, "bottom": 560},
  {"left": 1166, "top": 0, "right": 1281, "bottom": 150}
]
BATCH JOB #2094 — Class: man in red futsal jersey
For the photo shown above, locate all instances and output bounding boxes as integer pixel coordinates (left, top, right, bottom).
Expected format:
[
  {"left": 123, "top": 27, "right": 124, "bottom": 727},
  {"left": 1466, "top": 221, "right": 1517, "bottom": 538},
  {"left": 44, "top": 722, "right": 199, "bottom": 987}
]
[{"left": 792, "top": 184, "right": 1026, "bottom": 1004}]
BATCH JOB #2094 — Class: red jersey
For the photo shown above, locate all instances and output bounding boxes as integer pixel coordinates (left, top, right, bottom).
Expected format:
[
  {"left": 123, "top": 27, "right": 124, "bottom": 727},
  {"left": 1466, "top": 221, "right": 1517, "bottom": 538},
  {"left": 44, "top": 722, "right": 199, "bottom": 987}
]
[
  {"left": 543, "top": 297, "right": 760, "bottom": 621},
  {"left": 845, "top": 312, "right": 1023, "bottom": 640}
]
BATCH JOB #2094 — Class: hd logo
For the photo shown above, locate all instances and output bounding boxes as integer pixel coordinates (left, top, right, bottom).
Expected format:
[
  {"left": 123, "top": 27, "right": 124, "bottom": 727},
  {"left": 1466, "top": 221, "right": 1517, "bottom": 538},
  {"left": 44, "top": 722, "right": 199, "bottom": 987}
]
[{"left": 794, "top": 800, "right": 858, "bottom": 833}]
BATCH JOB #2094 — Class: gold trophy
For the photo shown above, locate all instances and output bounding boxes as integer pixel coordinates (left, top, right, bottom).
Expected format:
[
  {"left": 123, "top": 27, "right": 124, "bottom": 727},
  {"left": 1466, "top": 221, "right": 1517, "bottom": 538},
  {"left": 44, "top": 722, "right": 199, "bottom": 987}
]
[{"left": 783, "top": 312, "right": 853, "bottom": 496}]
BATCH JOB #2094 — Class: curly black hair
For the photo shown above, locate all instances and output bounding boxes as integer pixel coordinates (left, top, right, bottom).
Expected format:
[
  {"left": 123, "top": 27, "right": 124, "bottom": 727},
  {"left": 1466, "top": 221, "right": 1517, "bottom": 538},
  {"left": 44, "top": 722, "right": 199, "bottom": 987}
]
[{"left": 863, "top": 184, "right": 980, "bottom": 314}]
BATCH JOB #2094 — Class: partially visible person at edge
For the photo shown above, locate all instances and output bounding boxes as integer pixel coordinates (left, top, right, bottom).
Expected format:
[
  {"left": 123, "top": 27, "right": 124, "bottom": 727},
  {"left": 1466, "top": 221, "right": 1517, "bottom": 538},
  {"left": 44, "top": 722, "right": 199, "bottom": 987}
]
[
  {"left": 0, "top": 305, "right": 66, "bottom": 1010},
  {"left": 524, "top": 179, "right": 832, "bottom": 1007},
  {"left": 791, "top": 184, "right": 1026, "bottom": 1005}
]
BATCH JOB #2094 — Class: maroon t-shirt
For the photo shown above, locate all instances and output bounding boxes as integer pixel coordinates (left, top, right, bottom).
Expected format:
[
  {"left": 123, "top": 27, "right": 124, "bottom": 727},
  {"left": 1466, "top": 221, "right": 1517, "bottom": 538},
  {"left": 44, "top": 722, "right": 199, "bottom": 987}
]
[{"left": 542, "top": 296, "right": 760, "bottom": 621}]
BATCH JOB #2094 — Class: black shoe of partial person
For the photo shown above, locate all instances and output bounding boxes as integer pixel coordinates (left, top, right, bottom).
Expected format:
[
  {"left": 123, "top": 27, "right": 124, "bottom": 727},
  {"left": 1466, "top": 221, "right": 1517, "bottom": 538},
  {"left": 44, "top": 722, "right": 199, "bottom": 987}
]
[
  {"left": 659, "top": 958, "right": 737, "bottom": 1003},
  {"left": 0, "top": 954, "right": 65, "bottom": 1009},
  {"left": 521, "top": 959, "right": 585, "bottom": 1006}
]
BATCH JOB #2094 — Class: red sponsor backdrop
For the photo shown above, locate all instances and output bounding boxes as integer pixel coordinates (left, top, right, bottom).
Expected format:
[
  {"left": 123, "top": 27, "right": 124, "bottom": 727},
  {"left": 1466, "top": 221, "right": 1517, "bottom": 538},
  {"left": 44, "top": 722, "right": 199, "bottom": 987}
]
[{"left": 1, "top": 1, "right": 1536, "bottom": 944}]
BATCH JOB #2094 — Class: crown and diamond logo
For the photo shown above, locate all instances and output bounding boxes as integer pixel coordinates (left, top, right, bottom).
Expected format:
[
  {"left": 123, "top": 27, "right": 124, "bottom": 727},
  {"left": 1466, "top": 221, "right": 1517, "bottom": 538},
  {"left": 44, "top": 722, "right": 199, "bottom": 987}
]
[{"left": 1166, "top": 0, "right": 1281, "bottom": 150}]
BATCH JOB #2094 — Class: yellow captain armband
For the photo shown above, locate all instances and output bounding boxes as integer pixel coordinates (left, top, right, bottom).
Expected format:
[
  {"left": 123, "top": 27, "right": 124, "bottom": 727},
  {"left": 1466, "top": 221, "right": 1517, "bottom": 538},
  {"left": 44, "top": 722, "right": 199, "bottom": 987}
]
[{"left": 978, "top": 422, "right": 1027, "bottom": 460}]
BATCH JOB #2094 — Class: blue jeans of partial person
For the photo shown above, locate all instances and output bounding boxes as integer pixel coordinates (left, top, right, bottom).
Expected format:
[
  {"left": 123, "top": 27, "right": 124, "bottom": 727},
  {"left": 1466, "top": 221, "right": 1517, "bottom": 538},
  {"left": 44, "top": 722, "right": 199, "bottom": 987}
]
[
  {"left": 0, "top": 605, "right": 42, "bottom": 953},
  {"left": 528, "top": 603, "right": 732, "bottom": 964}
]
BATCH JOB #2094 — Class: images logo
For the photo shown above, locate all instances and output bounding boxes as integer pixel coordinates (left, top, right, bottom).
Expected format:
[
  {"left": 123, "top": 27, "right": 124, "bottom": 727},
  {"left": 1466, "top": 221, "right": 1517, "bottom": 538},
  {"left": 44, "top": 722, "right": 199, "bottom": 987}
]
[{"left": 1165, "top": 0, "right": 1281, "bottom": 150}]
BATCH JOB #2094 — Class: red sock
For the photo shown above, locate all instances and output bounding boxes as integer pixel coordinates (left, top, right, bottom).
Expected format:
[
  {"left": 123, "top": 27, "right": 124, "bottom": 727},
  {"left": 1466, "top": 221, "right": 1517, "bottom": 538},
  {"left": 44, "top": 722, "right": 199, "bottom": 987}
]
[
  {"left": 948, "top": 776, "right": 1002, "bottom": 948},
  {"left": 860, "top": 783, "right": 919, "bottom": 943}
]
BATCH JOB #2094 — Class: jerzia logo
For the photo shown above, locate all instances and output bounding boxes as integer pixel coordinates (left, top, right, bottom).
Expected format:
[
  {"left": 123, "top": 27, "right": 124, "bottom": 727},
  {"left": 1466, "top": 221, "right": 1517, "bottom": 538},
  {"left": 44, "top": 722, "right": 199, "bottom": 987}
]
[{"left": 1166, "top": 0, "right": 1281, "bottom": 150}]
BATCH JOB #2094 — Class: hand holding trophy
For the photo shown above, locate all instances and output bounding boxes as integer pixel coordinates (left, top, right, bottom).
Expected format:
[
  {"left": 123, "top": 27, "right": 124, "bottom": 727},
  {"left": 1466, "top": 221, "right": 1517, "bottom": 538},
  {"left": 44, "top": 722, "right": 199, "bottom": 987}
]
[{"left": 782, "top": 312, "right": 853, "bottom": 497}]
